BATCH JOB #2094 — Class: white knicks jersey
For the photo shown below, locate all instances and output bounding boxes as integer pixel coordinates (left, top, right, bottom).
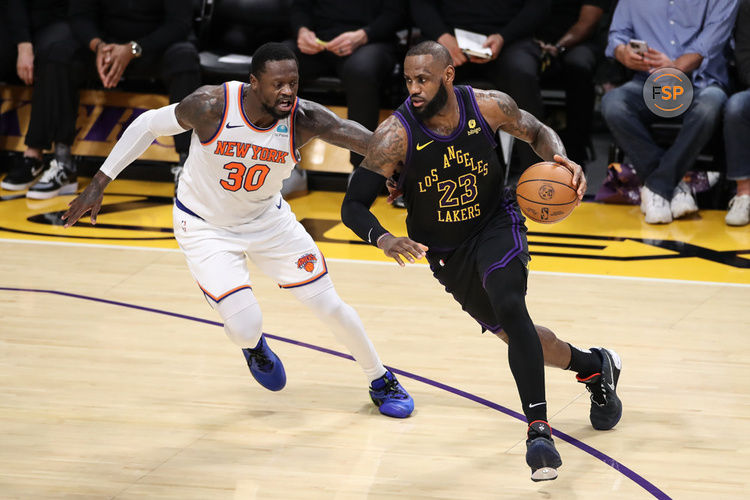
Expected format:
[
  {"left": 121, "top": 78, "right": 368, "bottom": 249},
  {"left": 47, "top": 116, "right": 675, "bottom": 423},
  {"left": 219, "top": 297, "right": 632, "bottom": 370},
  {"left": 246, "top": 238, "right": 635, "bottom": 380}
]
[{"left": 176, "top": 80, "right": 301, "bottom": 226}]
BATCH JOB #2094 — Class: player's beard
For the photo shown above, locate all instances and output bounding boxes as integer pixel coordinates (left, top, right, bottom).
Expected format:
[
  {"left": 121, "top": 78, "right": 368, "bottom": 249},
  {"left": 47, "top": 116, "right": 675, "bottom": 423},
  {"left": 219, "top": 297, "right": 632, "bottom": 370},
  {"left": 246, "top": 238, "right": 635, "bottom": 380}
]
[
  {"left": 411, "top": 82, "right": 448, "bottom": 120},
  {"left": 262, "top": 100, "right": 292, "bottom": 120}
]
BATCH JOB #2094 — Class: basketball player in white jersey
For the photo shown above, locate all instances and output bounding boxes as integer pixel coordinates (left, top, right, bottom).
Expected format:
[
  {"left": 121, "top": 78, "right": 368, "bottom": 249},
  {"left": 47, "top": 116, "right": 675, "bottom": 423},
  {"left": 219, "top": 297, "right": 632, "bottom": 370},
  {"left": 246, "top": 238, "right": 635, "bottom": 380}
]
[{"left": 61, "top": 43, "right": 414, "bottom": 419}]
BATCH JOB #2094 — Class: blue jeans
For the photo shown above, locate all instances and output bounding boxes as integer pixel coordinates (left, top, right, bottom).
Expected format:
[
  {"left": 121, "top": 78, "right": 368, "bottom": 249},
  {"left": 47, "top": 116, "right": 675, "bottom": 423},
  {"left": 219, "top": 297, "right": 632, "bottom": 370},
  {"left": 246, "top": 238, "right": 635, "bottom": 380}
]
[
  {"left": 601, "top": 79, "right": 727, "bottom": 199},
  {"left": 724, "top": 89, "right": 750, "bottom": 181}
]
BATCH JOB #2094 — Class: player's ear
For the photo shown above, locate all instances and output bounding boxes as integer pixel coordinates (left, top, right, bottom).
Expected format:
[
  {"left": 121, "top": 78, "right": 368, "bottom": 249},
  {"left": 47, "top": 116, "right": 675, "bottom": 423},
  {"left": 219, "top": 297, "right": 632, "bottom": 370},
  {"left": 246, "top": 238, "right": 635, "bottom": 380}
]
[
  {"left": 249, "top": 73, "right": 259, "bottom": 90},
  {"left": 444, "top": 65, "right": 455, "bottom": 86}
]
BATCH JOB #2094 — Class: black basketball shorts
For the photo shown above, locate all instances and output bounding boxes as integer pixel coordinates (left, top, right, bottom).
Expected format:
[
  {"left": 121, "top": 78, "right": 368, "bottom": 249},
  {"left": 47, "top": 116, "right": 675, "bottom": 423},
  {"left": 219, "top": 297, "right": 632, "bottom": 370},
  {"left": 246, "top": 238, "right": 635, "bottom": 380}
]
[{"left": 427, "top": 194, "right": 530, "bottom": 334}]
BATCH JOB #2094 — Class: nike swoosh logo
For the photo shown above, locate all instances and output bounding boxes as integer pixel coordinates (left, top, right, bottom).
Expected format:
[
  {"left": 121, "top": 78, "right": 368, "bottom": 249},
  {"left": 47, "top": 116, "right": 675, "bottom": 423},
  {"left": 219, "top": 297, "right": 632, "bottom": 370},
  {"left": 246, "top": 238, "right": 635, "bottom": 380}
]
[
  {"left": 415, "top": 140, "right": 434, "bottom": 151},
  {"left": 276, "top": 198, "right": 282, "bottom": 209},
  {"left": 225, "top": 123, "right": 243, "bottom": 129},
  {"left": 604, "top": 352, "right": 615, "bottom": 390},
  {"left": 31, "top": 165, "right": 44, "bottom": 176},
  {"left": 367, "top": 227, "right": 373, "bottom": 243},
  {"left": 528, "top": 402, "right": 546, "bottom": 408}
]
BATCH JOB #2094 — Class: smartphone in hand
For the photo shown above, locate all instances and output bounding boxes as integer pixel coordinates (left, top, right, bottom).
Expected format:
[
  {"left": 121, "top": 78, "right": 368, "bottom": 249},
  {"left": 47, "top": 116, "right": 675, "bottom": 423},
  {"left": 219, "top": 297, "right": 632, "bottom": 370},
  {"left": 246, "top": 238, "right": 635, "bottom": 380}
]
[{"left": 629, "top": 39, "right": 648, "bottom": 55}]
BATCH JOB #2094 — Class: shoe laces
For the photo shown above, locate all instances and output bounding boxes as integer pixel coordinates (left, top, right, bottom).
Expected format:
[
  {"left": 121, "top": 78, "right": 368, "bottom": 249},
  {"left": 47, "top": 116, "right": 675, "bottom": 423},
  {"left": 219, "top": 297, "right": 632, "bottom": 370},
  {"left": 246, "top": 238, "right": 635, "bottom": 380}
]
[
  {"left": 372, "top": 373, "right": 408, "bottom": 400},
  {"left": 38, "top": 159, "right": 65, "bottom": 183},
  {"left": 647, "top": 191, "right": 669, "bottom": 208},
  {"left": 581, "top": 374, "right": 608, "bottom": 406},
  {"left": 247, "top": 347, "right": 273, "bottom": 370},
  {"left": 728, "top": 194, "right": 750, "bottom": 212}
]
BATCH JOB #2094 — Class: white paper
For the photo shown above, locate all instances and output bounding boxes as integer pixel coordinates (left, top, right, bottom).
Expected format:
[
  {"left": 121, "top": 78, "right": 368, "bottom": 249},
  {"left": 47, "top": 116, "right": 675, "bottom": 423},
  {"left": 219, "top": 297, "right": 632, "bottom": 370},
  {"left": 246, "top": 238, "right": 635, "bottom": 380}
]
[
  {"left": 454, "top": 28, "right": 492, "bottom": 58},
  {"left": 218, "top": 54, "right": 253, "bottom": 64}
]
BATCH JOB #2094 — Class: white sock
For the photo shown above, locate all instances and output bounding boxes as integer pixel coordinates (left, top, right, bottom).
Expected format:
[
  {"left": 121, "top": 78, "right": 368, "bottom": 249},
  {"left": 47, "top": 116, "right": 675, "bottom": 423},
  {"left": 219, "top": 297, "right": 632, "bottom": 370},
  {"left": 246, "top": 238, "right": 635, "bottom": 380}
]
[{"left": 292, "top": 278, "right": 386, "bottom": 382}]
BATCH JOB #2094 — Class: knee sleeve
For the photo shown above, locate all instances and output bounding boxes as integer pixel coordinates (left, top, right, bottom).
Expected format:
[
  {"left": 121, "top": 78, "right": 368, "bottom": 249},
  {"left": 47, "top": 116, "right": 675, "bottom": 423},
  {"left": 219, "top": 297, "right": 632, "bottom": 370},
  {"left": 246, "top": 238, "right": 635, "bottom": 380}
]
[{"left": 214, "top": 288, "right": 263, "bottom": 348}]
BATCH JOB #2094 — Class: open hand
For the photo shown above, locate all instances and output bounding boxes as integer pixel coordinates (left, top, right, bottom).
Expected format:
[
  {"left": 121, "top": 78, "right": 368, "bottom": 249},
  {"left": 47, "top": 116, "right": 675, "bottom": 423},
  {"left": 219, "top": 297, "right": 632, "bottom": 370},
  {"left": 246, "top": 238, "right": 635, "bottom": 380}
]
[
  {"left": 61, "top": 172, "right": 111, "bottom": 227},
  {"left": 377, "top": 233, "right": 428, "bottom": 267}
]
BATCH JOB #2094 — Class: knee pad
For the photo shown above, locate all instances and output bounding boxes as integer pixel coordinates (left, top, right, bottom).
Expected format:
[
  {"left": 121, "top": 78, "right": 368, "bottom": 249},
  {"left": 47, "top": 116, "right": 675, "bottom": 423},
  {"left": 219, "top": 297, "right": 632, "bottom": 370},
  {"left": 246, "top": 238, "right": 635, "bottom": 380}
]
[{"left": 214, "top": 288, "right": 263, "bottom": 347}]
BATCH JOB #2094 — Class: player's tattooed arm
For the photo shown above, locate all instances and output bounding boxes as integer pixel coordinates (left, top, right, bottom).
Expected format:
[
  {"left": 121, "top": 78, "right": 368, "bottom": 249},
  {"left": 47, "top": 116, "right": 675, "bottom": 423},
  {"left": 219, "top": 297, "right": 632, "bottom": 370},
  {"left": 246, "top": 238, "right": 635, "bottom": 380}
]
[
  {"left": 341, "top": 115, "right": 427, "bottom": 264},
  {"left": 175, "top": 85, "right": 225, "bottom": 143},
  {"left": 476, "top": 89, "right": 586, "bottom": 200},
  {"left": 475, "top": 89, "right": 566, "bottom": 161},
  {"left": 294, "top": 99, "right": 372, "bottom": 155},
  {"left": 359, "top": 115, "right": 407, "bottom": 180}
]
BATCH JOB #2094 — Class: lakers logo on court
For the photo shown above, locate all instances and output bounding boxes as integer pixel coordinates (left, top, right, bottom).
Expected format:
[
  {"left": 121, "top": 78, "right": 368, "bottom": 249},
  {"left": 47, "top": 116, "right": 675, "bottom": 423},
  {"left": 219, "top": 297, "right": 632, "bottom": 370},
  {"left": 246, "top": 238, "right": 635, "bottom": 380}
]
[{"left": 296, "top": 253, "right": 318, "bottom": 273}]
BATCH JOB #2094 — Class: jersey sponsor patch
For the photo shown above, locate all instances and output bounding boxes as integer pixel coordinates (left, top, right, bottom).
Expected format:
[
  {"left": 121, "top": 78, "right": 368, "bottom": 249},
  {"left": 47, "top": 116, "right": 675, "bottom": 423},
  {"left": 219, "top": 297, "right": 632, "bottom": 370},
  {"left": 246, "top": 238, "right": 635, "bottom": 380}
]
[{"left": 296, "top": 253, "right": 318, "bottom": 273}]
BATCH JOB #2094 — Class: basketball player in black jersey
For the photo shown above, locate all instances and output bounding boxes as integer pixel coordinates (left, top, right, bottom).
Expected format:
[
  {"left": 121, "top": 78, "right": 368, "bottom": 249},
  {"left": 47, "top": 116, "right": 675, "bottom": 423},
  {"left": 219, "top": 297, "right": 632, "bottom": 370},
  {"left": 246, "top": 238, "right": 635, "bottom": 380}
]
[{"left": 341, "top": 41, "right": 622, "bottom": 481}]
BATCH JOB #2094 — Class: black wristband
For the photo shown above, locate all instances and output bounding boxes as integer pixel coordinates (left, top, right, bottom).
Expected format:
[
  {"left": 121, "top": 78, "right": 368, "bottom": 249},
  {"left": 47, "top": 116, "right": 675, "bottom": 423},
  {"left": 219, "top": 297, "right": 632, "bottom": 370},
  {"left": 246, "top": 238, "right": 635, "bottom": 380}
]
[{"left": 341, "top": 167, "right": 390, "bottom": 246}]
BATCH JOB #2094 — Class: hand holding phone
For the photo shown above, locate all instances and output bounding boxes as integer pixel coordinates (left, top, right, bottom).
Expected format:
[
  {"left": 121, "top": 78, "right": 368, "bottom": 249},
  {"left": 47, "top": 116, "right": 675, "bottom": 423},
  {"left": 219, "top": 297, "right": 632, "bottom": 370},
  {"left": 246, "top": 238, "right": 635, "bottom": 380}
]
[{"left": 629, "top": 39, "right": 649, "bottom": 55}]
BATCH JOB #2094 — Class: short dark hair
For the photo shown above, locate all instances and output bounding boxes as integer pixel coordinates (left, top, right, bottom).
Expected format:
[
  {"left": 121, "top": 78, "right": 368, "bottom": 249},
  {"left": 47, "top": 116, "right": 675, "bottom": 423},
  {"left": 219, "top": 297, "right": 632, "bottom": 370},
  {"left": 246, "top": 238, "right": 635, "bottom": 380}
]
[
  {"left": 251, "top": 42, "right": 298, "bottom": 77},
  {"left": 405, "top": 41, "right": 452, "bottom": 68}
]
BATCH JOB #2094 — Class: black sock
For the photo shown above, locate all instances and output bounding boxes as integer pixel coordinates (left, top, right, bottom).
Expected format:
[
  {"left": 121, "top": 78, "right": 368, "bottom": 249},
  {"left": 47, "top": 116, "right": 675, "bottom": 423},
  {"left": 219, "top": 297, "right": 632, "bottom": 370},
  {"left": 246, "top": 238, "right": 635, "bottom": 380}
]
[{"left": 566, "top": 344, "right": 603, "bottom": 377}]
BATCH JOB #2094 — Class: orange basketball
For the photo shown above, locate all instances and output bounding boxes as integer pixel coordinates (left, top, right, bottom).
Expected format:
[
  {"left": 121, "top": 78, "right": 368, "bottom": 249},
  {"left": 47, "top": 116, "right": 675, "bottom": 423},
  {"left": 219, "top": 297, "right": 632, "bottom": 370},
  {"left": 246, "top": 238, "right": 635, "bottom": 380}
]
[{"left": 516, "top": 162, "right": 577, "bottom": 224}]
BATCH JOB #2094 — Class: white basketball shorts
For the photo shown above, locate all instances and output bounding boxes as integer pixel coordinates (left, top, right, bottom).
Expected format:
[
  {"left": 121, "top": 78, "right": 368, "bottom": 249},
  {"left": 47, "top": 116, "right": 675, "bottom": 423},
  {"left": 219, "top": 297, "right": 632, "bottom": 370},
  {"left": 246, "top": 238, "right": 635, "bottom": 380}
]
[{"left": 173, "top": 194, "right": 330, "bottom": 303}]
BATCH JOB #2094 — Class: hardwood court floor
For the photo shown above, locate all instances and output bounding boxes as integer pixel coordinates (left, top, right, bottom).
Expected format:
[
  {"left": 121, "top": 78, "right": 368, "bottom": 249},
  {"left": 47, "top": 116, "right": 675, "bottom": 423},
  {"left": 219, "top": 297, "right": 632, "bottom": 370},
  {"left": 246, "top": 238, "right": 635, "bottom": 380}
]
[{"left": 1, "top": 178, "right": 749, "bottom": 499}]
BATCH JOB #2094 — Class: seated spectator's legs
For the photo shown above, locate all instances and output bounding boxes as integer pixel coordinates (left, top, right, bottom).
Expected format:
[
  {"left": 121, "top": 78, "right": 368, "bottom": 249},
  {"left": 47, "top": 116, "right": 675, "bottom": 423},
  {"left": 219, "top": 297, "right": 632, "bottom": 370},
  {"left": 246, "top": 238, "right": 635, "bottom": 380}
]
[
  {"left": 650, "top": 85, "right": 727, "bottom": 199},
  {"left": 161, "top": 42, "right": 201, "bottom": 156},
  {"left": 25, "top": 22, "right": 79, "bottom": 159},
  {"left": 601, "top": 80, "right": 663, "bottom": 187},
  {"left": 337, "top": 42, "right": 396, "bottom": 166},
  {"left": 0, "top": 23, "right": 15, "bottom": 81},
  {"left": 3, "top": 21, "right": 81, "bottom": 196},
  {"left": 123, "top": 41, "right": 201, "bottom": 157},
  {"left": 561, "top": 42, "right": 598, "bottom": 165},
  {"left": 724, "top": 89, "right": 750, "bottom": 225}
]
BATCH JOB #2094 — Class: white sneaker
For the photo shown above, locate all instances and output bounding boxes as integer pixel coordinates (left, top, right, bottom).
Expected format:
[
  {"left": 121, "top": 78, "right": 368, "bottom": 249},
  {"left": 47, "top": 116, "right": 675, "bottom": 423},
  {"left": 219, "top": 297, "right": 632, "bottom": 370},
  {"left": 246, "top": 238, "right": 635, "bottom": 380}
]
[
  {"left": 670, "top": 181, "right": 699, "bottom": 219},
  {"left": 25, "top": 159, "right": 77, "bottom": 199},
  {"left": 725, "top": 194, "right": 750, "bottom": 226},
  {"left": 639, "top": 186, "right": 649, "bottom": 214},
  {"left": 642, "top": 186, "right": 672, "bottom": 224}
]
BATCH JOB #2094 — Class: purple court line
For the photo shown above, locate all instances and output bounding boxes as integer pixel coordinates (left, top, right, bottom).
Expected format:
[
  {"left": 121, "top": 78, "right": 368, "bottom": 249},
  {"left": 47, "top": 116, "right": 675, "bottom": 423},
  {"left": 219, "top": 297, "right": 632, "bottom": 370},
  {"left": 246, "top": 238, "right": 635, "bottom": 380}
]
[{"left": 2, "top": 286, "right": 670, "bottom": 499}]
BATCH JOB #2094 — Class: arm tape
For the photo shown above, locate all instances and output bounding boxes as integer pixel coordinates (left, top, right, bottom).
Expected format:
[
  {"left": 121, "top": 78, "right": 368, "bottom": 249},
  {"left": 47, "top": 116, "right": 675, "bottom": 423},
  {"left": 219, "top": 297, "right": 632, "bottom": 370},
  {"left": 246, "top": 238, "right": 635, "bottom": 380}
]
[
  {"left": 341, "top": 167, "right": 390, "bottom": 246},
  {"left": 100, "top": 103, "right": 187, "bottom": 179}
]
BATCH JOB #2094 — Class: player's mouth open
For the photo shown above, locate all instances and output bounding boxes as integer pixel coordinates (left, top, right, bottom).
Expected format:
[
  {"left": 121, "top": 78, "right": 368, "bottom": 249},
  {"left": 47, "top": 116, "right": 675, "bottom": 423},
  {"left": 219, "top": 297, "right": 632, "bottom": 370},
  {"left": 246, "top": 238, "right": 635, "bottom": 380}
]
[
  {"left": 411, "top": 98, "right": 425, "bottom": 107},
  {"left": 277, "top": 100, "right": 293, "bottom": 111}
]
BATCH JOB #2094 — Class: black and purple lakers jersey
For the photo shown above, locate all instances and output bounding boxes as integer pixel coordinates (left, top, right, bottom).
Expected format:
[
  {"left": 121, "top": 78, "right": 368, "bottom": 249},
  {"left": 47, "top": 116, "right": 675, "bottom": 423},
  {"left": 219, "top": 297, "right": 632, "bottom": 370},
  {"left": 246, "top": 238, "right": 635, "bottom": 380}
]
[{"left": 393, "top": 85, "right": 505, "bottom": 251}]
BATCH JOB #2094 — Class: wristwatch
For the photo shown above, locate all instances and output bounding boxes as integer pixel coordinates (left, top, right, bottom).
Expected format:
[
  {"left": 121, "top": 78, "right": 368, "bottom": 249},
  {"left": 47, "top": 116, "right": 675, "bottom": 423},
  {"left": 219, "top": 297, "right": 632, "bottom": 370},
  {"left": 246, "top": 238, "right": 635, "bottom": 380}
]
[
  {"left": 129, "top": 41, "right": 142, "bottom": 58},
  {"left": 555, "top": 44, "right": 567, "bottom": 55}
]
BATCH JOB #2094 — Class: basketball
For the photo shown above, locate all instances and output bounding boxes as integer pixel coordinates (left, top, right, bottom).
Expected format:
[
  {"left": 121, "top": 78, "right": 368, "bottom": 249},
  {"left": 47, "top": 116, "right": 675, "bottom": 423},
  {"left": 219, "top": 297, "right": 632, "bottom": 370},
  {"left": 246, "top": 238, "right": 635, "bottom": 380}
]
[{"left": 516, "top": 161, "right": 577, "bottom": 224}]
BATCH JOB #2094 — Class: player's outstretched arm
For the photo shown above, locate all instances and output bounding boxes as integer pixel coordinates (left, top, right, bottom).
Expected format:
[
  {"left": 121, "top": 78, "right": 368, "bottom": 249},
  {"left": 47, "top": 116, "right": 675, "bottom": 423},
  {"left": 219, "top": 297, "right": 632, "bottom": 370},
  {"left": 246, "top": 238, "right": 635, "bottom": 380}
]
[
  {"left": 341, "top": 116, "right": 428, "bottom": 266},
  {"left": 475, "top": 89, "right": 586, "bottom": 200},
  {"left": 62, "top": 86, "right": 223, "bottom": 227},
  {"left": 294, "top": 99, "right": 372, "bottom": 155}
]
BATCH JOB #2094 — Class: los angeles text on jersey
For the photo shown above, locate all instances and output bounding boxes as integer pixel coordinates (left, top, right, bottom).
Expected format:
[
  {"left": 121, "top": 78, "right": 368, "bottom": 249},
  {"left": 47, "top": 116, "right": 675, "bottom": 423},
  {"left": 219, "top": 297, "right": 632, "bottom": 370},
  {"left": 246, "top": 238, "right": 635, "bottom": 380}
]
[
  {"left": 214, "top": 140, "right": 289, "bottom": 163},
  {"left": 416, "top": 145, "right": 489, "bottom": 223}
]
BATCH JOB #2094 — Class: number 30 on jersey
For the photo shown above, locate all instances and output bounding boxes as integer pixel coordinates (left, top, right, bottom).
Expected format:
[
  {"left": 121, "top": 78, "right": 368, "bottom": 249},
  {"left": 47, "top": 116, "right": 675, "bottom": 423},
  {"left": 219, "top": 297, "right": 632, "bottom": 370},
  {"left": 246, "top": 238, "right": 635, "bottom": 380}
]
[{"left": 219, "top": 161, "right": 270, "bottom": 192}]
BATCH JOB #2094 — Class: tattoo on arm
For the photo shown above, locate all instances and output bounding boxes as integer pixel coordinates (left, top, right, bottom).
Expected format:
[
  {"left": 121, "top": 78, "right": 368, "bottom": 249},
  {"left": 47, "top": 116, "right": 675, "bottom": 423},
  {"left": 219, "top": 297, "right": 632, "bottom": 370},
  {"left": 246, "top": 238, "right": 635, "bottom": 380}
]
[
  {"left": 175, "top": 85, "right": 223, "bottom": 140},
  {"left": 360, "top": 116, "right": 406, "bottom": 178},
  {"left": 493, "top": 92, "right": 565, "bottom": 161}
]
